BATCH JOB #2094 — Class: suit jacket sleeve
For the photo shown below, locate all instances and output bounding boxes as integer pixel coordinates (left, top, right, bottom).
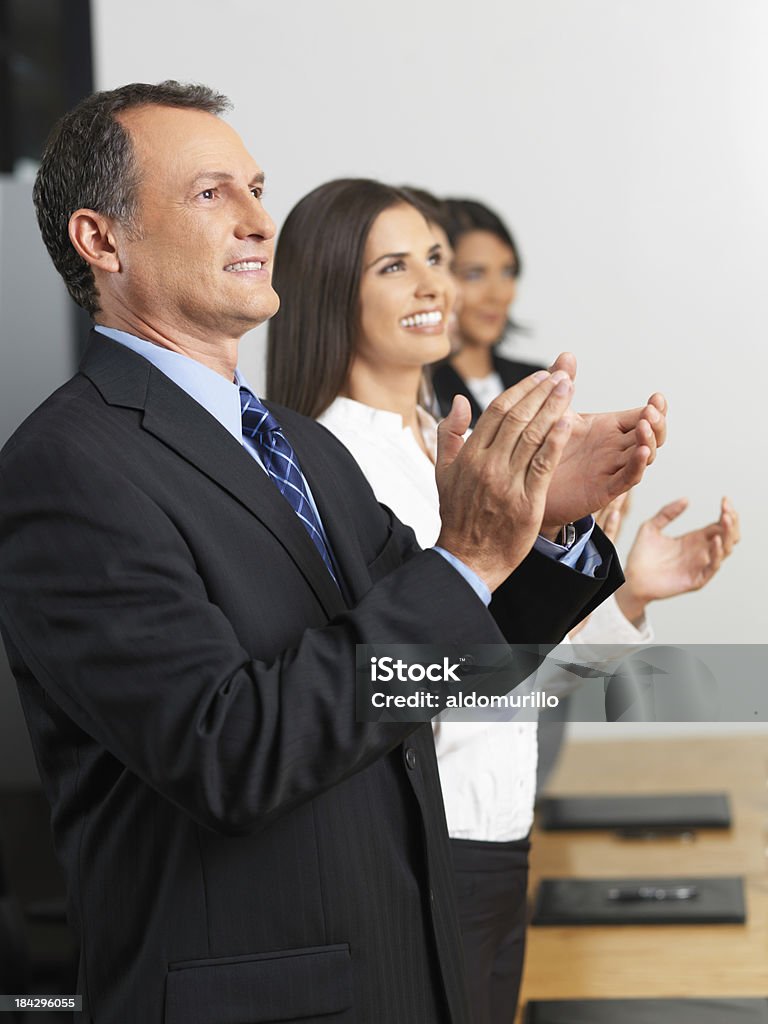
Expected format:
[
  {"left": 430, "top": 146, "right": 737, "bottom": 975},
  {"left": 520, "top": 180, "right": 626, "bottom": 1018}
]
[{"left": 490, "top": 525, "right": 623, "bottom": 643}]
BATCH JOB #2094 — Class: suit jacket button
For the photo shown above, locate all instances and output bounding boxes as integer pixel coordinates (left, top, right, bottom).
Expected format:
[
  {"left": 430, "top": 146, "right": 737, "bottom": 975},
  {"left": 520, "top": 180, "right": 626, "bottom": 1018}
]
[{"left": 405, "top": 747, "right": 418, "bottom": 770}]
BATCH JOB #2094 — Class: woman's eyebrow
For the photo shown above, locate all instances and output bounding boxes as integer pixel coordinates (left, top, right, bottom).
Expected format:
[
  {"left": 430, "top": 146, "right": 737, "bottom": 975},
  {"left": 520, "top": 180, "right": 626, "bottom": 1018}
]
[{"left": 365, "top": 250, "right": 409, "bottom": 269}]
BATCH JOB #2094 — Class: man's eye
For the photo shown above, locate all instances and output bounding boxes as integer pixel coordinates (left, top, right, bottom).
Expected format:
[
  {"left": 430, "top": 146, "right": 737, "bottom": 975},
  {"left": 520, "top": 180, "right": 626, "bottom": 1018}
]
[
  {"left": 199, "top": 189, "right": 216, "bottom": 201},
  {"left": 250, "top": 187, "right": 264, "bottom": 199}
]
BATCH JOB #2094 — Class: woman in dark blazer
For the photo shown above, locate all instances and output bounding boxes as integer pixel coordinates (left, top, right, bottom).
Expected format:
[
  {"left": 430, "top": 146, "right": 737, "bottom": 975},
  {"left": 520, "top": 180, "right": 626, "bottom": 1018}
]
[{"left": 431, "top": 198, "right": 542, "bottom": 424}]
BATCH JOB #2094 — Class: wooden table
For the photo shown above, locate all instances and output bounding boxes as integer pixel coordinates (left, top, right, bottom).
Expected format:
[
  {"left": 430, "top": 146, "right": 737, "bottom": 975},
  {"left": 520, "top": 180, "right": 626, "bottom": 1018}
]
[{"left": 516, "top": 736, "right": 768, "bottom": 1021}]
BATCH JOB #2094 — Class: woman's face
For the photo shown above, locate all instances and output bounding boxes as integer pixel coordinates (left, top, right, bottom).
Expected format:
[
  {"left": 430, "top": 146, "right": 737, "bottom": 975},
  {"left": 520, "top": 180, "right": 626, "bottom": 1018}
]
[
  {"left": 355, "top": 203, "right": 454, "bottom": 374},
  {"left": 451, "top": 229, "right": 519, "bottom": 348}
]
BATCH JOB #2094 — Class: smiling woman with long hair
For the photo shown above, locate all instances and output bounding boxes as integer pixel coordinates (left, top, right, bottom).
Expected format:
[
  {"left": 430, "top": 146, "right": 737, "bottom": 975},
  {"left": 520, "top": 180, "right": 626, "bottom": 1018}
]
[
  {"left": 267, "top": 180, "right": 457, "bottom": 546},
  {"left": 267, "top": 179, "right": 451, "bottom": 461},
  {"left": 268, "top": 179, "right": 555, "bottom": 1024}
]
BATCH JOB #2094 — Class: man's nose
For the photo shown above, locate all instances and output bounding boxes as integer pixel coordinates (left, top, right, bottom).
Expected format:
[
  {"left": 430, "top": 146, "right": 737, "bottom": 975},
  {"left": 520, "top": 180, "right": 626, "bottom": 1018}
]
[{"left": 235, "top": 194, "right": 276, "bottom": 241}]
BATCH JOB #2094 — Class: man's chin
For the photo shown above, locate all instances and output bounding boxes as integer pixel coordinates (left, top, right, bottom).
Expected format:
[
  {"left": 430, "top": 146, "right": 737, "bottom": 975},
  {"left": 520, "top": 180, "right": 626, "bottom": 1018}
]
[
  {"left": 238, "top": 289, "right": 280, "bottom": 330},
  {"left": 265, "top": 288, "right": 280, "bottom": 319},
  {"left": 256, "top": 286, "right": 280, "bottom": 322}
]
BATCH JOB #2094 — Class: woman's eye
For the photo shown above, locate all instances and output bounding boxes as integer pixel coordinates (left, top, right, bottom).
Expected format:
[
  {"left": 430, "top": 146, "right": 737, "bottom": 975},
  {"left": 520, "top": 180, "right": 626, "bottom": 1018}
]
[
  {"left": 382, "top": 260, "right": 405, "bottom": 274},
  {"left": 428, "top": 252, "right": 444, "bottom": 267}
]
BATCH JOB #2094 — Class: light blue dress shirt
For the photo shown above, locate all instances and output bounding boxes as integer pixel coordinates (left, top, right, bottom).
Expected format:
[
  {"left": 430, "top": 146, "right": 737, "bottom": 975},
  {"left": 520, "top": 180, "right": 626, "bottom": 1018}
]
[{"left": 94, "top": 326, "right": 599, "bottom": 605}]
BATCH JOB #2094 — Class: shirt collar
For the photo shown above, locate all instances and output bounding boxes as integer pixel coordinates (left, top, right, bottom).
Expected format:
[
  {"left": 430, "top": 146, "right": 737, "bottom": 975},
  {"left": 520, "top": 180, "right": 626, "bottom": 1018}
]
[
  {"left": 320, "top": 396, "right": 439, "bottom": 456},
  {"left": 94, "top": 326, "right": 255, "bottom": 444},
  {"left": 320, "top": 396, "right": 438, "bottom": 434}
]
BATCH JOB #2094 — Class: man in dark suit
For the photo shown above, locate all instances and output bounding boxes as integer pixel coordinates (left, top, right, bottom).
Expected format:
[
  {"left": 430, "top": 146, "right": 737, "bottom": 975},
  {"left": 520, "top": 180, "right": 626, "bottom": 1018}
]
[{"left": 0, "top": 82, "right": 665, "bottom": 1023}]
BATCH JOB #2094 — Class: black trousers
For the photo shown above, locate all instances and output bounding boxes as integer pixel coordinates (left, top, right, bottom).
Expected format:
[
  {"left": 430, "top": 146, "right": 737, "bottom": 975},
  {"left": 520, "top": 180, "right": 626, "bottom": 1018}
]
[{"left": 450, "top": 835, "right": 531, "bottom": 1024}]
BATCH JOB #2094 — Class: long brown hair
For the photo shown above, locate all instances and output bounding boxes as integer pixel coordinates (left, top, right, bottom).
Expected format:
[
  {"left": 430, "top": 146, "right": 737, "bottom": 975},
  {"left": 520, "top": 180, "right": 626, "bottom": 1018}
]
[{"left": 267, "top": 178, "right": 432, "bottom": 418}]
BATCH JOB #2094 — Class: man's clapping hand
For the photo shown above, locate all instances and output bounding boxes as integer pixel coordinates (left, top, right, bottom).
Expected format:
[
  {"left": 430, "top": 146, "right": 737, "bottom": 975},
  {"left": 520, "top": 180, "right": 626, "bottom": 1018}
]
[
  {"left": 541, "top": 354, "right": 667, "bottom": 532},
  {"left": 434, "top": 356, "right": 668, "bottom": 592},
  {"left": 435, "top": 369, "right": 574, "bottom": 591}
]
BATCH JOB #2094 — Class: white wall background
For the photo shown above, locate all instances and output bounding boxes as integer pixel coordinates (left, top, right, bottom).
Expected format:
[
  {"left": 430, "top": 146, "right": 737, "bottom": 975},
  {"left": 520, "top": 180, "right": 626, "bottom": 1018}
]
[{"left": 92, "top": 0, "right": 767, "bottom": 647}]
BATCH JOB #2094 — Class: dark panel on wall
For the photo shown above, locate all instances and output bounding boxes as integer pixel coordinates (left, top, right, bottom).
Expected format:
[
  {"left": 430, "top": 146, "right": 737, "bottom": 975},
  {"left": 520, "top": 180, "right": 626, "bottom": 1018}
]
[
  {"left": 0, "top": 2, "right": 92, "bottom": 991},
  {"left": 0, "top": 0, "right": 94, "bottom": 355},
  {"left": 0, "top": 0, "right": 93, "bottom": 172}
]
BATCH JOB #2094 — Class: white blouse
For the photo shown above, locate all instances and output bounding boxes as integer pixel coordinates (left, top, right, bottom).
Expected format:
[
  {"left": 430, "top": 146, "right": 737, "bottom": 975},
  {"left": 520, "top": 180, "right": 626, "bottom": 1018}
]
[
  {"left": 318, "top": 396, "right": 652, "bottom": 841},
  {"left": 465, "top": 371, "right": 505, "bottom": 413}
]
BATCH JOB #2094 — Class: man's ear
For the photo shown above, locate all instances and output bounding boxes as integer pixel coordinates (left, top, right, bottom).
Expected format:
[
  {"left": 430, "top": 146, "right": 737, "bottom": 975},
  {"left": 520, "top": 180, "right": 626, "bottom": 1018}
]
[{"left": 68, "top": 209, "right": 122, "bottom": 274}]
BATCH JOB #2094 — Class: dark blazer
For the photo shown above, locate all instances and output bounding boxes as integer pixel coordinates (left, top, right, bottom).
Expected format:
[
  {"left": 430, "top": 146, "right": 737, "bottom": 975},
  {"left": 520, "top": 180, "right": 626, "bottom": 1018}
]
[
  {"left": 432, "top": 353, "right": 545, "bottom": 426},
  {"left": 0, "top": 334, "right": 620, "bottom": 1024}
]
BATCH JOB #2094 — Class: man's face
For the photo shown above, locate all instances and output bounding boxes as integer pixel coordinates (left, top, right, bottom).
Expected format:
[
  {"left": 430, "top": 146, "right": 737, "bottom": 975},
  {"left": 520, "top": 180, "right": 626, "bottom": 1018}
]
[{"left": 106, "top": 105, "right": 279, "bottom": 343}]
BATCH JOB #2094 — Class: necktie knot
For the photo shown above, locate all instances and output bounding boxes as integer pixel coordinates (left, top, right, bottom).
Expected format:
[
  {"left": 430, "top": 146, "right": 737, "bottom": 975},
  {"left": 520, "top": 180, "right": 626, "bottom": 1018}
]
[{"left": 240, "top": 388, "right": 282, "bottom": 439}]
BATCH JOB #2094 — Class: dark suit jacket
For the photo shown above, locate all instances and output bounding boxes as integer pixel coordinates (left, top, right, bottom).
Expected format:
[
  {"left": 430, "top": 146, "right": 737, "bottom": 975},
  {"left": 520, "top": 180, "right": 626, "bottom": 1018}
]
[
  {"left": 0, "top": 335, "right": 621, "bottom": 1023},
  {"left": 432, "top": 353, "right": 545, "bottom": 426}
]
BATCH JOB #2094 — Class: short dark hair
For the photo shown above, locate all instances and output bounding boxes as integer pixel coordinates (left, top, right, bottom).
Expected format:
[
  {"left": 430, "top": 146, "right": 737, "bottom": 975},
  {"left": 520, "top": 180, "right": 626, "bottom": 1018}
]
[
  {"left": 33, "top": 80, "right": 231, "bottom": 316},
  {"left": 267, "top": 179, "right": 434, "bottom": 419},
  {"left": 442, "top": 197, "right": 523, "bottom": 278}
]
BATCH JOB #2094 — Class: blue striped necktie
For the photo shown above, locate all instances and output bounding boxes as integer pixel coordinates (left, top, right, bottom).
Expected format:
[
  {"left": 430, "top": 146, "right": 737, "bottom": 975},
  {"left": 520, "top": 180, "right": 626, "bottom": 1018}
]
[{"left": 239, "top": 388, "right": 338, "bottom": 584}]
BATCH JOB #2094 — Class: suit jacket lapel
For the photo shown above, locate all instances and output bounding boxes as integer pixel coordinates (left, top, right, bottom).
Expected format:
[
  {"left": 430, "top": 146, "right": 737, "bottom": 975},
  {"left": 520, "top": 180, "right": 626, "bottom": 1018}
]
[
  {"left": 435, "top": 364, "right": 482, "bottom": 426},
  {"left": 493, "top": 353, "right": 545, "bottom": 389},
  {"left": 80, "top": 335, "right": 346, "bottom": 620}
]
